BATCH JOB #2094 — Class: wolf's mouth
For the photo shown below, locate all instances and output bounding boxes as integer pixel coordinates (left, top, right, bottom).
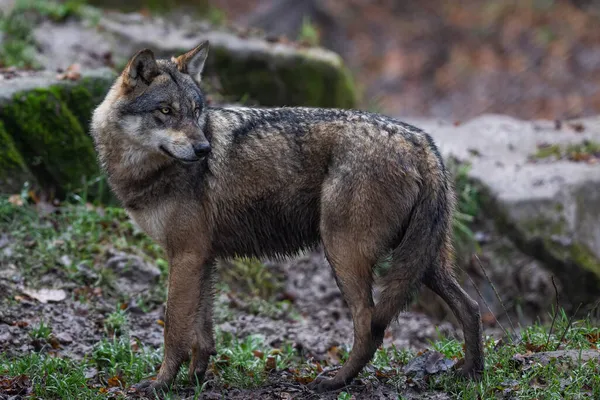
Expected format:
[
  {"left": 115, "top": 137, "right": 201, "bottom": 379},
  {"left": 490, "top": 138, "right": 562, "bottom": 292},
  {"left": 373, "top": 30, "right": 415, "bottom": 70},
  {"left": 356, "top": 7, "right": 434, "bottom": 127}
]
[{"left": 159, "top": 145, "right": 200, "bottom": 163}]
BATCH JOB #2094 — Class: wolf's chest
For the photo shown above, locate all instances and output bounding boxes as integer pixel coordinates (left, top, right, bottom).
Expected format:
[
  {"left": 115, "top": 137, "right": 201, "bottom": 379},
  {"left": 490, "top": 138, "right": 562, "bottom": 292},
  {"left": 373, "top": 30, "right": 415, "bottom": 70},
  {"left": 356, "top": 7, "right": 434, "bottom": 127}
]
[{"left": 127, "top": 203, "right": 172, "bottom": 246}]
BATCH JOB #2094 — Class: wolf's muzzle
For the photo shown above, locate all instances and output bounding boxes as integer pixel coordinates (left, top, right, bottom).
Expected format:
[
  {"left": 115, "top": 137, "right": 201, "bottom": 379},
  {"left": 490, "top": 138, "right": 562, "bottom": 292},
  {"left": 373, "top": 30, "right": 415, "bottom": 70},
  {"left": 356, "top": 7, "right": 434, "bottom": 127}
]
[{"left": 193, "top": 142, "right": 212, "bottom": 157}]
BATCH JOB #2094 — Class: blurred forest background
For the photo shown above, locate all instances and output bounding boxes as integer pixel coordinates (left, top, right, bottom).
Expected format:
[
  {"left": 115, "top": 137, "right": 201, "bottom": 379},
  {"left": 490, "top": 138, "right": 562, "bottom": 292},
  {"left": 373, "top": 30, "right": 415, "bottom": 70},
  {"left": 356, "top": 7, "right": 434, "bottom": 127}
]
[{"left": 93, "top": 0, "right": 600, "bottom": 121}]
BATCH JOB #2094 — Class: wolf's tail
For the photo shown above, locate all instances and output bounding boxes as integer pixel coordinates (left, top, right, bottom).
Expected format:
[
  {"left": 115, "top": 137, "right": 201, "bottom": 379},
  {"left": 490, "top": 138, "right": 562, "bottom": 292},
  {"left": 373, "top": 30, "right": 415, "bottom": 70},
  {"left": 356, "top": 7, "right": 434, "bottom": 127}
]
[{"left": 372, "top": 168, "right": 455, "bottom": 338}]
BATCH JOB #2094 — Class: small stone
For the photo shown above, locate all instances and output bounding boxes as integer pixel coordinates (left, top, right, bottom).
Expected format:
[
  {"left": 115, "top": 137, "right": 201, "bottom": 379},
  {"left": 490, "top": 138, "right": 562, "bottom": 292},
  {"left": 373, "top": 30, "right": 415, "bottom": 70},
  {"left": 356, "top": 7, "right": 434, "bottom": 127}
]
[{"left": 54, "top": 332, "right": 74, "bottom": 344}]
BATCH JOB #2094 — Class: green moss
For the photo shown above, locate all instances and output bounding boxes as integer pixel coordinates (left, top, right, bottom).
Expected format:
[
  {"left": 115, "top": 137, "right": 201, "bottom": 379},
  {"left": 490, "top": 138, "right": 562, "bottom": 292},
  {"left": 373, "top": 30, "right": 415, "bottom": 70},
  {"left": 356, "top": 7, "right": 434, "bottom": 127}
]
[
  {"left": 570, "top": 243, "right": 600, "bottom": 276},
  {"left": 531, "top": 140, "right": 600, "bottom": 161},
  {"left": 566, "top": 140, "right": 600, "bottom": 156},
  {"left": 207, "top": 46, "right": 357, "bottom": 108},
  {"left": 474, "top": 180, "right": 600, "bottom": 310},
  {"left": 58, "top": 75, "right": 115, "bottom": 132},
  {"left": 532, "top": 144, "right": 561, "bottom": 159},
  {"left": 521, "top": 214, "right": 567, "bottom": 237},
  {"left": 0, "top": 121, "right": 34, "bottom": 193},
  {"left": 0, "top": 121, "right": 26, "bottom": 173},
  {"left": 1, "top": 86, "right": 99, "bottom": 196},
  {"left": 520, "top": 208, "right": 600, "bottom": 276}
]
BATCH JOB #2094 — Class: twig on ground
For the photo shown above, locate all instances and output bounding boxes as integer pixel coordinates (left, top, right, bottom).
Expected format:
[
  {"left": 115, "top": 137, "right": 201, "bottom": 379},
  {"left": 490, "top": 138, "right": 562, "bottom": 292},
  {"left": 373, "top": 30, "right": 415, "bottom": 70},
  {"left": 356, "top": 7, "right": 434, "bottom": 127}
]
[
  {"left": 474, "top": 254, "right": 517, "bottom": 340},
  {"left": 461, "top": 266, "right": 509, "bottom": 340},
  {"left": 555, "top": 302, "right": 583, "bottom": 351},
  {"left": 545, "top": 276, "right": 560, "bottom": 350}
]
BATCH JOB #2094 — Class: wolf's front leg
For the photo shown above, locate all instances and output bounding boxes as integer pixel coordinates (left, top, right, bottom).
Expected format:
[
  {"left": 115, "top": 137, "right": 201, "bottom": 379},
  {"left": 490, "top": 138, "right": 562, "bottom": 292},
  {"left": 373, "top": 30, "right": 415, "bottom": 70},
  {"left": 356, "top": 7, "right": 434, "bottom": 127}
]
[
  {"left": 189, "top": 260, "right": 217, "bottom": 384},
  {"left": 132, "top": 250, "right": 209, "bottom": 397}
]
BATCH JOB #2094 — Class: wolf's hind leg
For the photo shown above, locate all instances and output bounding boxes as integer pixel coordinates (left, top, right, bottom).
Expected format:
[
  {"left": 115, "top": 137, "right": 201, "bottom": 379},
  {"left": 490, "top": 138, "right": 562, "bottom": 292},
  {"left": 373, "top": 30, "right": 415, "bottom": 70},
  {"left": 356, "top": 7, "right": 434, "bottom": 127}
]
[
  {"left": 308, "top": 234, "right": 378, "bottom": 393},
  {"left": 423, "top": 265, "right": 484, "bottom": 379}
]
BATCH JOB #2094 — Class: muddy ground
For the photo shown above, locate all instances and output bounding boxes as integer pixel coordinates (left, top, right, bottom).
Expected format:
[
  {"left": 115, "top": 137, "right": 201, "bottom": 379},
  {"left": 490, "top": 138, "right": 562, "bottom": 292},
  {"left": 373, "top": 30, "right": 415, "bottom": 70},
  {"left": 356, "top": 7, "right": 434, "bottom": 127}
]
[{"left": 1, "top": 234, "right": 467, "bottom": 399}]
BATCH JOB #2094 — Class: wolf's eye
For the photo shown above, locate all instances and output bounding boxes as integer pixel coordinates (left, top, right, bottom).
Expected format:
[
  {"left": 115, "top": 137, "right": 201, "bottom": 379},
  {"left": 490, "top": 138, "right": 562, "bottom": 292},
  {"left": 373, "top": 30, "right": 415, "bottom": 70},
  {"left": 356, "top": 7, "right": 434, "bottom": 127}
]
[{"left": 160, "top": 107, "right": 171, "bottom": 115}]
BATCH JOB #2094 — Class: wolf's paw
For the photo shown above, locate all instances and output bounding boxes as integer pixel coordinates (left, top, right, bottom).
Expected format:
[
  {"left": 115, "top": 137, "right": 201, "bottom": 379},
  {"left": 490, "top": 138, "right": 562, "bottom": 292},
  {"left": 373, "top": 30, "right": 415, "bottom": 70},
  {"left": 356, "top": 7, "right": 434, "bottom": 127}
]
[
  {"left": 307, "top": 376, "right": 348, "bottom": 393},
  {"left": 130, "top": 379, "right": 169, "bottom": 399},
  {"left": 455, "top": 362, "right": 483, "bottom": 381}
]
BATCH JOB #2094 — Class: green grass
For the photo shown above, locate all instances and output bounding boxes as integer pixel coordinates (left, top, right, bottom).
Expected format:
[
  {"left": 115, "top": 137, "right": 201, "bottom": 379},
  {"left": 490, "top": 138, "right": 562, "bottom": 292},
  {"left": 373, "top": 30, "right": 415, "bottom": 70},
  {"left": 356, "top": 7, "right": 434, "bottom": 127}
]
[
  {"left": 422, "top": 308, "right": 600, "bottom": 399},
  {"left": 29, "top": 320, "right": 53, "bottom": 341},
  {"left": 103, "top": 309, "right": 129, "bottom": 337},
  {"left": 0, "top": 195, "right": 164, "bottom": 281},
  {"left": 3, "top": 308, "right": 599, "bottom": 398},
  {"left": 447, "top": 157, "right": 481, "bottom": 261},
  {"left": 0, "top": 193, "right": 598, "bottom": 398}
]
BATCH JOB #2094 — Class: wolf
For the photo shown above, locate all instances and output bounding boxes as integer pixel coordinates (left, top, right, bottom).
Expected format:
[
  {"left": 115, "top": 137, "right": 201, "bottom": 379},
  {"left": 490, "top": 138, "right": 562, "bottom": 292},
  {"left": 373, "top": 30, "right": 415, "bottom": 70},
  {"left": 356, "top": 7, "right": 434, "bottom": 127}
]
[{"left": 90, "top": 40, "right": 484, "bottom": 395}]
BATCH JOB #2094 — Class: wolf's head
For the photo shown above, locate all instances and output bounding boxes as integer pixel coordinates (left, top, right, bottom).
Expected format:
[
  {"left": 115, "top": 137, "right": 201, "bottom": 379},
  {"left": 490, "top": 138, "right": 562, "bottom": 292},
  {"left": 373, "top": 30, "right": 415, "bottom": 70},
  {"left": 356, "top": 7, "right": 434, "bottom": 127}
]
[{"left": 92, "top": 41, "right": 211, "bottom": 164}]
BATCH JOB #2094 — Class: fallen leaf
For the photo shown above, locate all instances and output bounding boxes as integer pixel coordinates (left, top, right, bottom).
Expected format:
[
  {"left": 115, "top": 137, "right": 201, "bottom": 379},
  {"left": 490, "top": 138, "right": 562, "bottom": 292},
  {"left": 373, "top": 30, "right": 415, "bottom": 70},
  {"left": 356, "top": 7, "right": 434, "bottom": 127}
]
[
  {"left": 326, "top": 346, "right": 342, "bottom": 365},
  {"left": 294, "top": 375, "right": 314, "bottom": 384},
  {"left": 265, "top": 356, "right": 276, "bottom": 372},
  {"left": 56, "top": 63, "right": 81, "bottom": 81},
  {"left": 156, "top": 319, "right": 165, "bottom": 327},
  {"left": 568, "top": 122, "right": 585, "bottom": 132},
  {"left": 7, "top": 194, "right": 23, "bottom": 206},
  {"left": 28, "top": 190, "right": 40, "bottom": 204},
  {"left": 253, "top": 350, "right": 264, "bottom": 359},
  {"left": 22, "top": 288, "right": 67, "bottom": 304},
  {"left": 107, "top": 375, "right": 125, "bottom": 388},
  {"left": 525, "top": 342, "right": 546, "bottom": 353},
  {"left": 12, "top": 320, "right": 28, "bottom": 328},
  {"left": 0, "top": 374, "right": 31, "bottom": 395},
  {"left": 48, "top": 336, "right": 61, "bottom": 349},
  {"left": 315, "top": 361, "right": 323, "bottom": 373}
]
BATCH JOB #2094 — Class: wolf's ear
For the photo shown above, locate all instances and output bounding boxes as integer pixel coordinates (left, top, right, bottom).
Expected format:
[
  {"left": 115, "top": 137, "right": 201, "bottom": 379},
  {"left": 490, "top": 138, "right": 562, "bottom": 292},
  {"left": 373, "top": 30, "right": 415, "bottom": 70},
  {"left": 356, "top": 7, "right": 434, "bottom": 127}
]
[
  {"left": 173, "top": 40, "right": 209, "bottom": 84},
  {"left": 122, "top": 49, "right": 159, "bottom": 91}
]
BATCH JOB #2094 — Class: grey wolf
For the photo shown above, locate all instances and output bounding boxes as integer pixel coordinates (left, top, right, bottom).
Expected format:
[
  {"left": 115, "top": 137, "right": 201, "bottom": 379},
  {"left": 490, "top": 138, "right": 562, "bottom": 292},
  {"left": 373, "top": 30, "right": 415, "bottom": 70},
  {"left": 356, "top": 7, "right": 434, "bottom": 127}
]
[{"left": 90, "top": 40, "right": 484, "bottom": 395}]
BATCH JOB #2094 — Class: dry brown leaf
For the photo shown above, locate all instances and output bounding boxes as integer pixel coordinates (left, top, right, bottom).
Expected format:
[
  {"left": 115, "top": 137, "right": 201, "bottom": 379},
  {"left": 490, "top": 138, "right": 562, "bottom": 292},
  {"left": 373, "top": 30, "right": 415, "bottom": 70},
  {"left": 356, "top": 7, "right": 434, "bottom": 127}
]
[
  {"left": 265, "top": 356, "right": 276, "bottom": 372},
  {"left": 107, "top": 375, "right": 125, "bottom": 388},
  {"left": 585, "top": 332, "right": 600, "bottom": 343},
  {"left": 0, "top": 374, "right": 31, "bottom": 396},
  {"left": 252, "top": 350, "right": 264, "bottom": 359},
  {"left": 48, "top": 336, "right": 61, "bottom": 349},
  {"left": 294, "top": 375, "right": 314, "bottom": 384},
  {"left": 525, "top": 342, "right": 546, "bottom": 353},
  {"left": 56, "top": 64, "right": 82, "bottom": 81}
]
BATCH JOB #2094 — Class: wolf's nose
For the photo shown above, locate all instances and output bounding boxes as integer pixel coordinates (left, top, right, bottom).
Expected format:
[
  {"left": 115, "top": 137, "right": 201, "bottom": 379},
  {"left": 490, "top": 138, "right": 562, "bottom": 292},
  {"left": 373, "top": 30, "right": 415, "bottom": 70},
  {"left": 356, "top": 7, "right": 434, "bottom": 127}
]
[{"left": 193, "top": 142, "right": 211, "bottom": 157}]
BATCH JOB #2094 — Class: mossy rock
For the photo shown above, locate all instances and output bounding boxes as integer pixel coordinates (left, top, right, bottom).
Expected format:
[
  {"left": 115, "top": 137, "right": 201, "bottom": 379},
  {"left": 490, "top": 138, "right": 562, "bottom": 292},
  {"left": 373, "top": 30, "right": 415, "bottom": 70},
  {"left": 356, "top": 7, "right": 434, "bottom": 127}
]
[
  {"left": 475, "top": 181, "right": 600, "bottom": 313},
  {"left": 0, "top": 121, "right": 36, "bottom": 194},
  {"left": 0, "top": 69, "right": 116, "bottom": 198},
  {"left": 59, "top": 75, "right": 118, "bottom": 131},
  {"left": 207, "top": 46, "right": 356, "bottom": 108},
  {"left": 95, "top": 13, "right": 358, "bottom": 108}
]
